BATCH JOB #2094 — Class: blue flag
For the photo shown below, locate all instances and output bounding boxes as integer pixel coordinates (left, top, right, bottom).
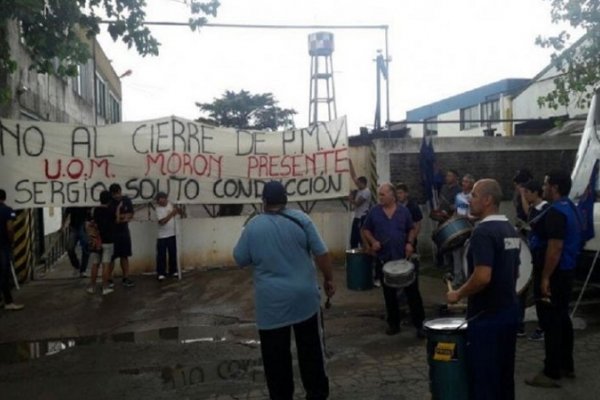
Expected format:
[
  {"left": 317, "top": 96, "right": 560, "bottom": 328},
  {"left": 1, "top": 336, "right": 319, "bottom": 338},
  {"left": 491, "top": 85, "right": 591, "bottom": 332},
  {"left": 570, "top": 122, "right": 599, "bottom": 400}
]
[
  {"left": 419, "top": 135, "right": 436, "bottom": 206},
  {"left": 577, "top": 159, "right": 598, "bottom": 243}
]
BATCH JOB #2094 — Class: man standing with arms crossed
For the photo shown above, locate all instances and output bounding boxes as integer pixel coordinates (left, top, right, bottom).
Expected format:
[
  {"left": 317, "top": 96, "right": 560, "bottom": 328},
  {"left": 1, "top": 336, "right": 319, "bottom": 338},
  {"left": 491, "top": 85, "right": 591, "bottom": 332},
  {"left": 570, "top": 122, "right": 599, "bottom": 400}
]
[
  {"left": 447, "top": 179, "right": 520, "bottom": 400},
  {"left": 526, "top": 170, "right": 582, "bottom": 388}
]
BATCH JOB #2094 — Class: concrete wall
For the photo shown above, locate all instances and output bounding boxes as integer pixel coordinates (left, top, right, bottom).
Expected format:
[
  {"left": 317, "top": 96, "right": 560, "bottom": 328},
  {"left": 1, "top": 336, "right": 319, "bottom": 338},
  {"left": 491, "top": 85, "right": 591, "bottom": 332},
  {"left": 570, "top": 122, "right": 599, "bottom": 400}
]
[{"left": 126, "top": 212, "right": 352, "bottom": 273}]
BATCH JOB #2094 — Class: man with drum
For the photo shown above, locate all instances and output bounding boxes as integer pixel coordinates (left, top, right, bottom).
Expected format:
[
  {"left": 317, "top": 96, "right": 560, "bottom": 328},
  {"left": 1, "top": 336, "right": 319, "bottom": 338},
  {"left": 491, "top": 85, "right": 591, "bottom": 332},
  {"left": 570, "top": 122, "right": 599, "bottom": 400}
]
[
  {"left": 362, "top": 183, "right": 424, "bottom": 338},
  {"left": 447, "top": 179, "right": 520, "bottom": 400}
]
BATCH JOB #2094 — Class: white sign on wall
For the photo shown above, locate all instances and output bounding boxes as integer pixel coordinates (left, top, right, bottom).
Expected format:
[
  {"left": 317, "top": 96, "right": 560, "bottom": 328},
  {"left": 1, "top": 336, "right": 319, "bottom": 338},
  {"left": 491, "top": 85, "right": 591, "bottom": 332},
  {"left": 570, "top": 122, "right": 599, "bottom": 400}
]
[{"left": 0, "top": 116, "right": 349, "bottom": 209}]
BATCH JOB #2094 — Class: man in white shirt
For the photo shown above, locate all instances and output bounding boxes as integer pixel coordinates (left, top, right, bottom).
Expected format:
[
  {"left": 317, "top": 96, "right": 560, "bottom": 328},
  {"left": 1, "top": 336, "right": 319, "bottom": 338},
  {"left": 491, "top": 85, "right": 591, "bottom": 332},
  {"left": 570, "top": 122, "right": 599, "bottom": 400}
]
[
  {"left": 449, "top": 173, "right": 476, "bottom": 288},
  {"left": 349, "top": 161, "right": 372, "bottom": 248},
  {"left": 155, "top": 192, "right": 181, "bottom": 281}
]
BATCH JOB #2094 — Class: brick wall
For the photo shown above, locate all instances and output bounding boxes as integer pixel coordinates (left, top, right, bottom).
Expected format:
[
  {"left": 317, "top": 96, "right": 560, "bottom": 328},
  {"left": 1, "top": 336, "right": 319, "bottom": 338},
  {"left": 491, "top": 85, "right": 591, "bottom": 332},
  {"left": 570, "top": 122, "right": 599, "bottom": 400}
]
[{"left": 390, "top": 149, "right": 577, "bottom": 203}]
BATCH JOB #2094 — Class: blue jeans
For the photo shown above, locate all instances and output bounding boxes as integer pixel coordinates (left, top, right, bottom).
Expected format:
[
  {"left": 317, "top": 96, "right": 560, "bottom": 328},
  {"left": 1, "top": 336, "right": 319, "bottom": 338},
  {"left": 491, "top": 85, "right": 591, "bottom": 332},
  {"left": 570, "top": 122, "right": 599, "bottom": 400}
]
[
  {"left": 156, "top": 236, "right": 177, "bottom": 276},
  {"left": 67, "top": 225, "right": 89, "bottom": 273}
]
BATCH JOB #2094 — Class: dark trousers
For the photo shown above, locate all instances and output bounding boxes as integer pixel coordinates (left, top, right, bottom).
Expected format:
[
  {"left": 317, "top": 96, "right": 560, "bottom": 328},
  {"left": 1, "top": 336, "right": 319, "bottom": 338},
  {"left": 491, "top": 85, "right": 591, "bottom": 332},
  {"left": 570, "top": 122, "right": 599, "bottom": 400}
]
[
  {"left": 378, "top": 259, "right": 425, "bottom": 329},
  {"left": 258, "top": 313, "right": 329, "bottom": 400},
  {"left": 537, "top": 269, "right": 575, "bottom": 379},
  {"left": 67, "top": 225, "right": 89, "bottom": 273},
  {"left": 467, "top": 304, "right": 519, "bottom": 400},
  {"left": 156, "top": 236, "right": 177, "bottom": 276},
  {"left": 0, "top": 247, "right": 13, "bottom": 304},
  {"left": 350, "top": 216, "right": 366, "bottom": 249}
]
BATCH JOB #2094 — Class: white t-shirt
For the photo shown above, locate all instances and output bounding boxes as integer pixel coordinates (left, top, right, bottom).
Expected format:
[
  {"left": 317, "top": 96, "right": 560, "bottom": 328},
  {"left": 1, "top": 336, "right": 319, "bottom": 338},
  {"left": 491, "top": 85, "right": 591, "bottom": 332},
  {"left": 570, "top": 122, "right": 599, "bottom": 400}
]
[
  {"left": 455, "top": 191, "right": 471, "bottom": 217},
  {"left": 354, "top": 188, "right": 372, "bottom": 218},
  {"left": 156, "top": 202, "right": 176, "bottom": 239}
]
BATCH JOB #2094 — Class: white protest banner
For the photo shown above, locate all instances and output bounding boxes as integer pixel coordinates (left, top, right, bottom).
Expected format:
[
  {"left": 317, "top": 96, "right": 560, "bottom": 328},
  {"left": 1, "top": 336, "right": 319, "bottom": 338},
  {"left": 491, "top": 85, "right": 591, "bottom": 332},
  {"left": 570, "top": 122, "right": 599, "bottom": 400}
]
[{"left": 0, "top": 116, "right": 349, "bottom": 209}]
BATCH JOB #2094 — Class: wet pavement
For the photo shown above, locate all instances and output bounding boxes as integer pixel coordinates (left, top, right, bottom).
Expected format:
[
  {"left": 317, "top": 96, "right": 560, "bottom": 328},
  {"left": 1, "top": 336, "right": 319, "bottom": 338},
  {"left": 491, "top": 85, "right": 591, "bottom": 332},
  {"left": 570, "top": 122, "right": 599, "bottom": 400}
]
[{"left": 1, "top": 255, "right": 600, "bottom": 399}]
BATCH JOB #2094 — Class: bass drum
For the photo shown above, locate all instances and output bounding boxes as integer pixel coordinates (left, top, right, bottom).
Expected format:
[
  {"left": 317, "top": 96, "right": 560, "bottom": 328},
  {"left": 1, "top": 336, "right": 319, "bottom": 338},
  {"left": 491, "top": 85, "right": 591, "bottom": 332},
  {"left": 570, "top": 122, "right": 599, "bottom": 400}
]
[{"left": 462, "top": 238, "right": 532, "bottom": 294}]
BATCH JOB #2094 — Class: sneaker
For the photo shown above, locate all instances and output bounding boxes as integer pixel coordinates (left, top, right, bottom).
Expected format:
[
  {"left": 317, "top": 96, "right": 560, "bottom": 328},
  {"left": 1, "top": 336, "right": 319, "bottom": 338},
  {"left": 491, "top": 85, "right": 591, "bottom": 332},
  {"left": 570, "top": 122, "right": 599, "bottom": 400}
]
[
  {"left": 102, "top": 287, "right": 114, "bottom": 296},
  {"left": 373, "top": 279, "right": 382, "bottom": 288},
  {"left": 86, "top": 286, "right": 95, "bottom": 295},
  {"left": 170, "top": 272, "right": 179, "bottom": 278},
  {"left": 528, "top": 329, "right": 544, "bottom": 342},
  {"left": 157, "top": 275, "right": 166, "bottom": 281},
  {"left": 122, "top": 278, "right": 135, "bottom": 287},
  {"left": 80, "top": 271, "right": 89, "bottom": 278},
  {"left": 108, "top": 279, "right": 115, "bottom": 289},
  {"left": 525, "top": 372, "right": 561, "bottom": 388},
  {"left": 4, "top": 303, "right": 25, "bottom": 311},
  {"left": 517, "top": 328, "right": 526, "bottom": 338}
]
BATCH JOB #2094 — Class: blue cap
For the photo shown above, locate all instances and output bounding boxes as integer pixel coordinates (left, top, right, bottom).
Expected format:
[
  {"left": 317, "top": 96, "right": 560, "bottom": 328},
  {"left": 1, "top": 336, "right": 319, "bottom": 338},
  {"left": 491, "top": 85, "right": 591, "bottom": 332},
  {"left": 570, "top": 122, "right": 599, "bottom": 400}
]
[{"left": 262, "top": 181, "right": 288, "bottom": 205}]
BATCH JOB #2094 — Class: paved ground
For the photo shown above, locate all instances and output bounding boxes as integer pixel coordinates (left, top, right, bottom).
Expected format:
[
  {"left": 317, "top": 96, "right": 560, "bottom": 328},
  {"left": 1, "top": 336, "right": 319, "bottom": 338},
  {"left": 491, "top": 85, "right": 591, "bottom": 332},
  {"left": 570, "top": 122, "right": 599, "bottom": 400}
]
[{"left": 1, "top": 255, "right": 600, "bottom": 399}]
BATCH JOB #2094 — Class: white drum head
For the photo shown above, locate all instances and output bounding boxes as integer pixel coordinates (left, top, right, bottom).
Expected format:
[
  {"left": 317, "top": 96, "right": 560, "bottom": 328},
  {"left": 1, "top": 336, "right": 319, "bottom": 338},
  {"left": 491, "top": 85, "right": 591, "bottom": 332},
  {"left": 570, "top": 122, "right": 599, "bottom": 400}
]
[{"left": 462, "top": 238, "right": 532, "bottom": 294}]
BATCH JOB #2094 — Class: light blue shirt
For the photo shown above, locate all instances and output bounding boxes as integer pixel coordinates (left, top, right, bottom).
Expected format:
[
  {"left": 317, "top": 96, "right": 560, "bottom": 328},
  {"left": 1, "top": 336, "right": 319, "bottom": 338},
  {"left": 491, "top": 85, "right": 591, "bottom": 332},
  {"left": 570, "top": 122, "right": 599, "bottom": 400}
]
[{"left": 233, "top": 208, "right": 328, "bottom": 330}]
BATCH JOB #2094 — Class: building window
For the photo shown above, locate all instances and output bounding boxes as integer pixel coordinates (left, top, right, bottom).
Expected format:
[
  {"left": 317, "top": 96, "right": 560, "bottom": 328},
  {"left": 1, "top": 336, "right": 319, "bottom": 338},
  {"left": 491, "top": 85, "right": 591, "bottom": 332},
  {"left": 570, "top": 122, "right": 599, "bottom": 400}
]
[
  {"left": 481, "top": 100, "right": 500, "bottom": 124},
  {"left": 424, "top": 116, "right": 438, "bottom": 136},
  {"left": 108, "top": 93, "right": 121, "bottom": 124},
  {"left": 460, "top": 105, "right": 479, "bottom": 130},
  {"left": 96, "top": 75, "right": 106, "bottom": 118}
]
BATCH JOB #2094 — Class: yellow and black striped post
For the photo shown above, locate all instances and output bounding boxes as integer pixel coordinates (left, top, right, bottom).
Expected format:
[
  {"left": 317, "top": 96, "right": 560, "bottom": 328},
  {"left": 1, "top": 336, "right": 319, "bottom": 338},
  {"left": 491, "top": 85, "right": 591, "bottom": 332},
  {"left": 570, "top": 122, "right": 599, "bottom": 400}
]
[
  {"left": 12, "top": 209, "right": 32, "bottom": 283},
  {"left": 368, "top": 142, "right": 378, "bottom": 195}
]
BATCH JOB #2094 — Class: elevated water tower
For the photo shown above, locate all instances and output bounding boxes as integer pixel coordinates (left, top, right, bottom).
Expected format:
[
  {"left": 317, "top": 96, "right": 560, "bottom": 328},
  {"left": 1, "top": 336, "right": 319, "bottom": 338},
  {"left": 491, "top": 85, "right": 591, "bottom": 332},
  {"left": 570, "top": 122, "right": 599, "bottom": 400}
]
[{"left": 308, "top": 32, "right": 337, "bottom": 126}]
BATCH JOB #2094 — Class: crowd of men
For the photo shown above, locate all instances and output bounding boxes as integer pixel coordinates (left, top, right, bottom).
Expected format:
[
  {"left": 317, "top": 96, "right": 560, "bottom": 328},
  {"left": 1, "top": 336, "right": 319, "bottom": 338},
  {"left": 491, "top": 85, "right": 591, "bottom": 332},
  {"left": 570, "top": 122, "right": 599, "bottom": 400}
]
[{"left": 0, "top": 163, "right": 589, "bottom": 400}]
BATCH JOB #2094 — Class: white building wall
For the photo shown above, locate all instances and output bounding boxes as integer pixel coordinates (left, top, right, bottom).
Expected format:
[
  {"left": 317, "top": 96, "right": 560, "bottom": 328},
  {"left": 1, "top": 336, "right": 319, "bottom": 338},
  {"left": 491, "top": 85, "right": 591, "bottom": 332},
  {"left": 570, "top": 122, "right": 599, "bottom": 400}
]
[
  {"left": 411, "top": 95, "right": 512, "bottom": 138},
  {"left": 512, "top": 67, "right": 589, "bottom": 121}
]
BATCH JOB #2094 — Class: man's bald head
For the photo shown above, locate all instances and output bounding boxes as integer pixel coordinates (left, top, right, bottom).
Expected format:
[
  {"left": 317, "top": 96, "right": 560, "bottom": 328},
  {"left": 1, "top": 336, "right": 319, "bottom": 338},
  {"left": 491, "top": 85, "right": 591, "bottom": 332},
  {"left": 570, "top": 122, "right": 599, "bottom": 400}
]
[{"left": 474, "top": 179, "right": 503, "bottom": 207}]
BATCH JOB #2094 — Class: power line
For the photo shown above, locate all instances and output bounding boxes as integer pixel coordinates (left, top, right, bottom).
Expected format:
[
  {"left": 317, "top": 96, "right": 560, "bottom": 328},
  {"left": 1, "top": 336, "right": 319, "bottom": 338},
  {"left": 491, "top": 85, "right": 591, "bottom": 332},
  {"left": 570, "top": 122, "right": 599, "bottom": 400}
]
[{"left": 100, "top": 20, "right": 388, "bottom": 30}]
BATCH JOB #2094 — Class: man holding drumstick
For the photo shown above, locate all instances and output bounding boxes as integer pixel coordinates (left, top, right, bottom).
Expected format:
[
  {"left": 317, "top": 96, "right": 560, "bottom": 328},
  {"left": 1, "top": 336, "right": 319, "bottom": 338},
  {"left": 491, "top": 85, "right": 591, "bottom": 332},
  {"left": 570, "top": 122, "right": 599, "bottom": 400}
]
[
  {"left": 447, "top": 179, "right": 520, "bottom": 400},
  {"left": 362, "top": 183, "right": 424, "bottom": 338}
]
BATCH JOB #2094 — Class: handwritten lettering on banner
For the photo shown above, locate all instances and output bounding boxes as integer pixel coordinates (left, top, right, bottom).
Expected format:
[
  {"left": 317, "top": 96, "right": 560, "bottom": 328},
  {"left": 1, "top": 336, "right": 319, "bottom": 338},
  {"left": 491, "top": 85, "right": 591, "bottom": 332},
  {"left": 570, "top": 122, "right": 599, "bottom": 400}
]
[{"left": 0, "top": 117, "right": 349, "bottom": 208}]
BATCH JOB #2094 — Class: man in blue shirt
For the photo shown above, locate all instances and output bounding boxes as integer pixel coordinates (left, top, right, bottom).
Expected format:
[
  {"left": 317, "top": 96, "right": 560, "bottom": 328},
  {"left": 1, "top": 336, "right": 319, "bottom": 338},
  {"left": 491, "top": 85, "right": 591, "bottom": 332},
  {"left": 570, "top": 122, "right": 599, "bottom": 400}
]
[
  {"left": 233, "top": 181, "right": 335, "bottom": 400},
  {"left": 526, "top": 170, "right": 582, "bottom": 388},
  {"left": 0, "top": 189, "right": 24, "bottom": 311},
  {"left": 447, "top": 179, "right": 520, "bottom": 400},
  {"left": 362, "top": 183, "right": 420, "bottom": 336}
]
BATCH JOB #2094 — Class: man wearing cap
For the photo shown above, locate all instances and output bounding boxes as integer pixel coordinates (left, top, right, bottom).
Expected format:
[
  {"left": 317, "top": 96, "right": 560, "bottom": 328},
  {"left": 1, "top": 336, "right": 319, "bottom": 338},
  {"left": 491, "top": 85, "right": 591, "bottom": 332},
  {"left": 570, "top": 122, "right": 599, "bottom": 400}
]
[
  {"left": 154, "top": 192, "right": 181, "bottom": 281},
  {"left": 233, "top": 181, "right": 335, "bottom": 400}
]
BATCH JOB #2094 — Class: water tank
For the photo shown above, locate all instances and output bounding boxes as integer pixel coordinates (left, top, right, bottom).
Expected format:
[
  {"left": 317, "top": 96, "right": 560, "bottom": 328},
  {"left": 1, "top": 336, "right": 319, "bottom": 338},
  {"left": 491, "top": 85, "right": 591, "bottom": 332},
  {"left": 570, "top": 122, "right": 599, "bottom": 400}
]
[{"left": 308, "top": 32, "right": 334, "bottom": 56}]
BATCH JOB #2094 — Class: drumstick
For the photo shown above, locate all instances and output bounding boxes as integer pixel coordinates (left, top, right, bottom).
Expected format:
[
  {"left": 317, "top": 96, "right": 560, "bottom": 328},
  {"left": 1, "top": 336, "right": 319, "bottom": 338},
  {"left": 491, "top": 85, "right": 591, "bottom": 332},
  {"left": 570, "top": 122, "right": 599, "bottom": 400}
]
[{"left": 446, "top": 280, "right": 453, "bottom": 292}]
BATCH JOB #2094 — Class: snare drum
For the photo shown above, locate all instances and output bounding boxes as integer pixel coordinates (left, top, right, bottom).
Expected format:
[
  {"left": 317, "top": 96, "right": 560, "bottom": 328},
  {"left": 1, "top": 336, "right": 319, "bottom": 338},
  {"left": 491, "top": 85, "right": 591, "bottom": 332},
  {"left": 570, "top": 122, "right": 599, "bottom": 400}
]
[
  {"left": 382, "top": 259, "right": 415, "bottom": 288},
  {"left": 432, "top": 217, "right": 473, "bottom": 253},
  {"left": 462, "top": 238, "right": 533, "bottom": 294}
]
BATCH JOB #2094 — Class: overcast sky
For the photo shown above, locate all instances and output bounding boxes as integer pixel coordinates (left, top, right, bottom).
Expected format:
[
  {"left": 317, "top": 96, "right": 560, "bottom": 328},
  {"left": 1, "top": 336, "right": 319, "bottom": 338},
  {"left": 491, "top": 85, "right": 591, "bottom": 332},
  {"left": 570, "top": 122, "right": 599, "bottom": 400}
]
[{"left": 97, "top": 0, "right": 573, "bottom": 135}]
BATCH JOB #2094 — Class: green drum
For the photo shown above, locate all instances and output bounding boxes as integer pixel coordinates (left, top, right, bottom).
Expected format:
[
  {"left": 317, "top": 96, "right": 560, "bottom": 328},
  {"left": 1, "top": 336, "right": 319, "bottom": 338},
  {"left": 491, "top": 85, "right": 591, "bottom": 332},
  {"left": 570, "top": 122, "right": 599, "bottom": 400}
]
[
  {"left": 424, "top": 318, "right": 469, "bottom": 400},
  {"left": 345, "top": 249, "right": 373, "bottom": 290}
]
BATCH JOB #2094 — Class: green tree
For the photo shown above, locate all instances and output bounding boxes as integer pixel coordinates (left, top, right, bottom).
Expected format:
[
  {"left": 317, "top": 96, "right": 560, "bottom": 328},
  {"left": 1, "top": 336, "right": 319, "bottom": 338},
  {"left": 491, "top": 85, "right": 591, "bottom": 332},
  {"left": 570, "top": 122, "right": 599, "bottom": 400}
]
[
  {"left": 0, "top": 0, "right": 219, "bottom": 102},
  {"left": 536, "top": 0, "right": 600, "bottom": 109},
  {"left": 196, "top": 90, "right": 297, "bottom": 131}
]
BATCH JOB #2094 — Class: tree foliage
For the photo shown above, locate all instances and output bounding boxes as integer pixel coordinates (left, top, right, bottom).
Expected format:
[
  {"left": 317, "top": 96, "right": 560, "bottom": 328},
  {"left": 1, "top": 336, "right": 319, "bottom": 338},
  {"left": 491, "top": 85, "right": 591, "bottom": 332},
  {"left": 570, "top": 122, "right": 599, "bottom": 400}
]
[
  {"left": 196, "top": 90, "right": 297, "bottom": 131},
  {"left": 537, "top": 0, "right": 600, "bottom": 109},
  {"left": 0, "top": 0, "right": 219, "bottom": 101}
]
